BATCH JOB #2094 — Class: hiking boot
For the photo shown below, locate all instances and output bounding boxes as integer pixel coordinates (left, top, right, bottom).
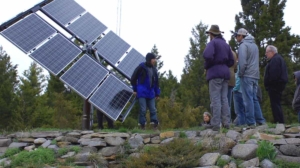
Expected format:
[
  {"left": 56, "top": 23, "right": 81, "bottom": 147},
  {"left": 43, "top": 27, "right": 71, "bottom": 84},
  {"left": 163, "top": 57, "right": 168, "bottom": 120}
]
[
  {"left": 212, "top": 126, "right": 220, "bottom": 131},
  {"left": 140, "top": 125, "right": 145, "bottom": 130}
]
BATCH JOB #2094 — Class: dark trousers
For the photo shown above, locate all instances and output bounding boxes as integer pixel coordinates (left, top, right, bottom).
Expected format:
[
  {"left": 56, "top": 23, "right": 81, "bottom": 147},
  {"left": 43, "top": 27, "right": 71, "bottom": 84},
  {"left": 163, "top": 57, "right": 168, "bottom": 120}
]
[
  {"left": 268, "top": 84, "right": 285, "bottom": 123},
  {"left": 97, "top": 110, "right": 114, "bottom": 129}
]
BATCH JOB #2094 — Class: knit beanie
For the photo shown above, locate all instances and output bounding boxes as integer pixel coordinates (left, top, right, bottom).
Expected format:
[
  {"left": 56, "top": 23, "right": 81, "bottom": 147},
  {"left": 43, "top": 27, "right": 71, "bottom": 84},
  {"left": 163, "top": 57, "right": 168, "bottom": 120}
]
[{"left": 146, "top": 53, "right": 156, "bottom": 62}]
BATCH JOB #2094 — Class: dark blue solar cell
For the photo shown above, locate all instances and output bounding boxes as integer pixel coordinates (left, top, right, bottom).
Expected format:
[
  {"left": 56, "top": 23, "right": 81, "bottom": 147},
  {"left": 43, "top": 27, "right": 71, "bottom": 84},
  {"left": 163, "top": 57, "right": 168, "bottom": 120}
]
[
  {"left": 68, "top": 12, "right": 107, "bottom": 44},
  {"left": 30, "top": 34, "right": 81, "bottom": 75},
  {"left": 117, "top": 48, "right": 145, "bottom": 79},
  {"left": 42, "top": 0, "right": 85, "bottom": 25},
  {"left": 1, "top": 14, "right": 56, "bottom": 53},
  {"left": 93, "top": 31, "right": 130, "bottom": 65},
  {"left": 89, "top": 75, "right": 133, "bottom": 121},
  {"left": 60, "top": 54, "right": 109, "bottom": 99}
]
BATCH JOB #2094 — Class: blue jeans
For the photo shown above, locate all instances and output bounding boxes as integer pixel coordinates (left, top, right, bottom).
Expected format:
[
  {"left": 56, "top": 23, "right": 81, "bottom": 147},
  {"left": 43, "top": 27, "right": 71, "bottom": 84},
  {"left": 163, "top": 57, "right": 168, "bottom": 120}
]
[
  {"left": 228, "top": 86, "right": 234, "bottom": 120},
  {"left": 240, "top": 77, "right": 265, "bottom": 125},
  {"left": 233, "top": 91, "right": 245, "bottom": 125},
  {"left": 138, "top": 98, "right": 158, "bottom": 125},
  {"left": 298, "top": 111, "right": 300, "bottom": 123},
  {"left": 209, "top": 78, "right": 230, "bottom": 127}
]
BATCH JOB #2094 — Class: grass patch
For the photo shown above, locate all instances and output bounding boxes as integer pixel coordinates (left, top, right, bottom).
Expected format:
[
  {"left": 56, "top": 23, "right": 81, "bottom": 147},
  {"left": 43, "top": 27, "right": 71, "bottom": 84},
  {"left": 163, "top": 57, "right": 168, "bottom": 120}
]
[
  {"left": 123, "top": 138, "right": 210, "bottom": 167},
  {"left": 0, "top": 148, "right": 20, "bottom": 159},
  {"left": 179, "top": 131, "right": 187, "bottom": 138},
  {"left": 256, "top": 140, "right": 276, "bottom": 161},
  {"left": 273, "top": 159, "right": 300, "bottom": 168},
  {"left": 10, "top": 147, "right": 55, "bottom": 167},
  {"left": 216, "top": 157, "right": 230, "bottom": 167}
]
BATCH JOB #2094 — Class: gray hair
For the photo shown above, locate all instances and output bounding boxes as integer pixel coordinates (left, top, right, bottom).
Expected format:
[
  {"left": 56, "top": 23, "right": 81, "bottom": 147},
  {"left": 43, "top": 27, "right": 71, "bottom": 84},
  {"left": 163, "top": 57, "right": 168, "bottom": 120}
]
[
  {"left": 203, "top": 112, "right": 212, "bottom": 118},
  {"left": 267, "top": 45, "right": 278, "bottom": 53}
]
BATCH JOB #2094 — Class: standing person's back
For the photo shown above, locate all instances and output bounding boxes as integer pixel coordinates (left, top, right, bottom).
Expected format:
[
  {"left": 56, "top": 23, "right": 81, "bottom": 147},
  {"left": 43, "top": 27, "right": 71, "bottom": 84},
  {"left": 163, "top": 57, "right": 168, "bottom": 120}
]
[
  {"left": 264, "top": 45, "right": 288, "bottom": 123},
  {"left": 203, "top": 25, "right": 234, "bottom": 131},
  {"left": 235, "top": 28, "right": 265, "bottom": 127},
  {"left": 292, "top": 71, "right": 300, "bottom": 123}
]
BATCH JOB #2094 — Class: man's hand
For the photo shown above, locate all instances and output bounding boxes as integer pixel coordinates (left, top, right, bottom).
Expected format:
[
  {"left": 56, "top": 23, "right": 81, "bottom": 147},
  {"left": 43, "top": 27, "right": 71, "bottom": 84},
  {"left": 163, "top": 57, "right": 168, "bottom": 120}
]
[
  {"left": 133, "top": 92, "right": 137, "bottom": 96},
  {"left": 155, "top": 96, "right": 159, "bottom": 100}
]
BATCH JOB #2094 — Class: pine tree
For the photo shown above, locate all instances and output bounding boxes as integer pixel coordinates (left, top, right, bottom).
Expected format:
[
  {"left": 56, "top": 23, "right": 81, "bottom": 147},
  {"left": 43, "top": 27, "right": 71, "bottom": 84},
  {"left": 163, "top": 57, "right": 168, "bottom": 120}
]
[
  {"left": 16, "top": 62, "right": 47, "bottom": 128},
  {"left": 178, "top": 21, "right": 210, "bottom": 111},
  {"left": 0, "top": 46, "right": 19, "bottom": 129},
  {"left": 230, "top": 0, "right": 300, "bottom": 123}
]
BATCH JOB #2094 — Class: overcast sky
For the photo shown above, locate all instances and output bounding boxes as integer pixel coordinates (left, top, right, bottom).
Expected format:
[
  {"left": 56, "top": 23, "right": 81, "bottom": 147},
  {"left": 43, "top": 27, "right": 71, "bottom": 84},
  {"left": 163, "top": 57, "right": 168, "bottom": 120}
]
[{"left": 0, "top": 0, "right": 299, "bottom": 81}]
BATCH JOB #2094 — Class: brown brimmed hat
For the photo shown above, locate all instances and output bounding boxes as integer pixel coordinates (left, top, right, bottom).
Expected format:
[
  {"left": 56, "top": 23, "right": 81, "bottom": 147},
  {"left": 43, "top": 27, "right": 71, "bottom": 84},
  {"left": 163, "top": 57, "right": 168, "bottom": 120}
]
[{"left": 206, "top": 25, "right": 224, "bottom": 35}]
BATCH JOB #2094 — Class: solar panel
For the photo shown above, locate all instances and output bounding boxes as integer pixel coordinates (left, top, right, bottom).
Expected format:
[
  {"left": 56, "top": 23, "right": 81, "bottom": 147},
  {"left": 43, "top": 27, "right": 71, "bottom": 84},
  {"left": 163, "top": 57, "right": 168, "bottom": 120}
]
[
  {"left": 42, "top": 0, "right": 85, "bottom": 25},
  {"left": 117, "top": 48, "right": 145, "bottom": 79},
  {"left": 89, "top": 75, "right": 133, "bottom": 121},
  {"left": 1, "top": 14, "right": 56, "bottom": 53},
  {"left": 68, "top": 12, "right": 107, "bottom": 44},
  {"left": 30, "top": 34, "right": 81, "bottom": 75},
  {"left": 93, "top": 31, "right": 130, "bottom": 65},
  {"left": 60, "top": 54, "right": 109, "bottom": 99}
]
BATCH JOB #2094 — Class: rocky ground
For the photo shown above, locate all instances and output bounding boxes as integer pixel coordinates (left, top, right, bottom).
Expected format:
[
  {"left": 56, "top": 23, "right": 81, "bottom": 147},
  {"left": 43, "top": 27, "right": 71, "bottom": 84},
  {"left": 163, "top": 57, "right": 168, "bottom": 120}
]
[{"left": 0, "top": 124, "right": 300, "bottom": 167}]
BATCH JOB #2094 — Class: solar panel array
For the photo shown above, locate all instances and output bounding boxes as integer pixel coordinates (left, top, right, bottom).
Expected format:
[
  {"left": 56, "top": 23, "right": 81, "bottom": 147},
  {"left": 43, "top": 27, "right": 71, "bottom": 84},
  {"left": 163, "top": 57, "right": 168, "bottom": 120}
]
[
  {"left": 42, "top": 0, "right": 85, "bottom": 25},
  {"left": 60, "top": 54, "right": 109, "bottom": 99},
  {"left": 94, "top": 31, "right": 130, "bottom": 65},
  {"left": 30, "top": 34, "right": 81, "bottom": 75},
  {"left": 0, "top": 0, "right": 147, "bottom": 123},
  {"left": 89, "top": 75, "right": 133, "bottom": 121},
  {"left": 117, "top": 48, "right": 145, "bottom": 79},
  {"left": 68, "top": 12, "right": 107, "bottom": 44},
  {"left": 1, "top": 14, "right": 56, "bottom": 53}
]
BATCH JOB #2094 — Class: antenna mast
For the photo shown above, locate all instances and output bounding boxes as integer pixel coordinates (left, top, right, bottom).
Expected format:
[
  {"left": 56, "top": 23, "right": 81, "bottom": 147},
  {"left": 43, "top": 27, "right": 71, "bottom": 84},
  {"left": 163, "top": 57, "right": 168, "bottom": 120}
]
[{"left": 116, "top": 0, "right": 122, "bottom": 36}]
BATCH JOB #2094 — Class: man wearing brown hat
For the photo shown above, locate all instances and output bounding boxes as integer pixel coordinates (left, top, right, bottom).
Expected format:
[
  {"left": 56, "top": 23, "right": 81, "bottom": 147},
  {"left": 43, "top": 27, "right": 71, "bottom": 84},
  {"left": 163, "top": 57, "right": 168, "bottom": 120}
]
[{"left": 203, "top": 25, "right": 234, "bottom": 131}]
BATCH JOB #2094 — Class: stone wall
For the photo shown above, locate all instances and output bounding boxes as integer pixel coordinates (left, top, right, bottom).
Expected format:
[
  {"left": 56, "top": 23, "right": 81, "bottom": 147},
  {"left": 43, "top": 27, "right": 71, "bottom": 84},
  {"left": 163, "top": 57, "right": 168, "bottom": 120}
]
[{"left": 0, "top": 124, "right": 300, "bottom": 168}]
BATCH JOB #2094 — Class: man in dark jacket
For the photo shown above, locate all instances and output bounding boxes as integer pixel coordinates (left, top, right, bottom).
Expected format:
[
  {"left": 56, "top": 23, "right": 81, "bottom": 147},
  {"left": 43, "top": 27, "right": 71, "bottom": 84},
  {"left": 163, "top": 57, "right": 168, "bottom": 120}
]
[
  {"left": 264, "top": 45, "right": 288, "bottom": 123},
  {"left": 292, "top": 71, "right": 300, "bottom": 122},
  {"left": 203, "top": 25, "right": 234, "bottom": 131},
  {"left": 130, "top": 53, "right": 160, "bottom": 130}
]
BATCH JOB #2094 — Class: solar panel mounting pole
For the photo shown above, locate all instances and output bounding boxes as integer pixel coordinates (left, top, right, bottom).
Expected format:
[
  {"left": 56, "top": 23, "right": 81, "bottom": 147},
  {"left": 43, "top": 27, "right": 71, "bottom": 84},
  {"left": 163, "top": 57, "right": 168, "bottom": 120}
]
[{"left": 82, "top": 99, "right": 91, "bottom": 130}]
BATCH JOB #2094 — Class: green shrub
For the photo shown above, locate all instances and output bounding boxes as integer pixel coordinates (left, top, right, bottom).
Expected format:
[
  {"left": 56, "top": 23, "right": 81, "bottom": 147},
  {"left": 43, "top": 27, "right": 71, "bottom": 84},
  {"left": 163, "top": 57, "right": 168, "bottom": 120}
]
[
  {"left": 273, "top": 159, "right": 300, "bottom": 168},
  {"left": 179, "top": 132, "right": 187, "bottom": 138},
  {"left": 70, "top": 146, "right": 81, "bottom": 153},
  {"left": 256, "top": 140, "right": 276, "bottom": 161},
  {"left": 10, "top": 148, "right": 55, "bottom": 167},
  {"left": 216, "top": 157, "right": 230, "bottom": 167},
  {"left": 123, "top": 138, "right": 209, "bottom": 168},
  {"left": 0, "top": 148, "right": 20, "bottom": 158},
  {"left": 57, "top": 147, "right": 69, "bottom": 157}
]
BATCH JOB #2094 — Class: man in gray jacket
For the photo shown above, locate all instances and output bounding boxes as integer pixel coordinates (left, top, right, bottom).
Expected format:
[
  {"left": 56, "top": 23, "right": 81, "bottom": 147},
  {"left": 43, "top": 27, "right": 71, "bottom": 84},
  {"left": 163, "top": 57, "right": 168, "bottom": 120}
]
[{"left": 235, "top": 28, "right": 265, "bottom": 127}]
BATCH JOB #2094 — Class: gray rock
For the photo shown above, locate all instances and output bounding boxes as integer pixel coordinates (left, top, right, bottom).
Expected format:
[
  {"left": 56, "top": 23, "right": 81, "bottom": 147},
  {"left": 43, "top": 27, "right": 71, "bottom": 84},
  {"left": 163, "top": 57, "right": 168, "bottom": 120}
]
[
  {"left": 61, "top": 151, "right": 76, "bottom": 158},
  {"left": 8, "top": 142, "right": 28, "bottom": 148},
  {"left": 81, "top": 131, "right": 94, "bottom": 135},
  {"left": 199, "top": 153, "right": 220, "bottom": 166},
  {"left": 34, "top": 138, "right": 47, "bottom": 144},
  {"left": 0, "top": 147, "right": 7, "bottom": 154},
  {"left": 0, "top": 139, "right": 11, "bottom": 147},
  {"left": 219, "top": 136, "right": 236, "bottom": 154},
  {"left": 220, "top": 155, "right": 231, "bottom": 162},
  {"left": 275, "top": 124, "right": 285, "bottom": 134},
  {"left": 228, "top": 161, "right": 237, "bottom": 168},
  {"left": 41, "top": 140, "right": 51, "bottom": 148},
  {"left": 128, "top": 134, "right": 144, "bottom": 149},
  {"left": 18, "top": 138, "right": 35, "bottom": 143},
  {"left": 226, "top": 130, "right": 241, "bottom": 141},
  {"left": 88, "top": 138, "right": 107, "bottom": 147},
  {"left": 285, "top": 127, "right": 300, "bottom": 133},
  {"left": 99, "top": 146, "right": 122, "bottom": 157},
  {"left": 276, "top": 155, "right": 300, "bottom": 163},
  {"left": 279, "top": 144, "right": 300, "bottom": 156},
  {"left": 91, "top": 133, "right": 130, "bottom": 138},
  {"left": 283, "top": 133, "right": 300, "bottom": 138},
  {"left": 160, "top": 137, "right": 174, "bottom": 144},
  {"left": 24, "top": 145, "right": 35, "bottom": 151},
  {"left": 61, "top": 136, "right": 79, "bottom": 143},
  {"left": 31, "top": 131, "right": 62, "bottom": 138},
  {"left": 104, "top": 136, "right": 125, "bottom": 146},
  {"left": 80, "top": 146, "right": 97, "bottom": 153},
  {"left": 185, "top": 131, "right": 197, "bottom": 138},
  {"left": 231, "top": 144, "right": 258, "bottom": 160},
  {"left": 15, "top": 132, "right": 31, "bottom": 138},
  {"left": 245, "top": 139, "right": 258, "bottom": 144},
  {"left": 239, "top": 157, "right": 259, "bottom": 168},
  {"left": 241, "top": 129, "right": 258, "bottom": 140},
  {"left": 150, "top": 136, "right": 161, "bottom": 144},
  {"left": 199, "top": 130, "right": 218, "bottom": 137},
  {"left": 75, "top": 152, "right": 91, "bottom": 162},
  {"left": 269, "top": 139, "right": 286, "bottom": 145},
  {"left": 66, "top": 132, "right": 81, "bottom": 138},
  {"left": 47, "top": 145, "right": 59, "bottom": 150},
  {"left": 261, "top": 159, "right": 277, "bottom": 168},
  {"left": 285, "top": 138, "right": 300, "bottom": 144},
  {"left": 129, "top": 153, "right": 141, "bottom": 158}
]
